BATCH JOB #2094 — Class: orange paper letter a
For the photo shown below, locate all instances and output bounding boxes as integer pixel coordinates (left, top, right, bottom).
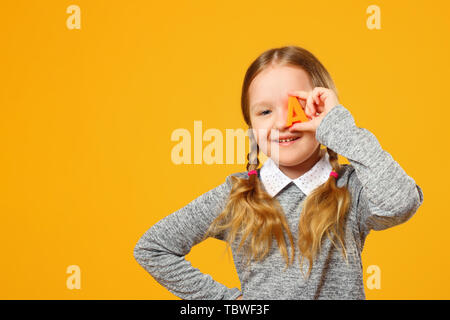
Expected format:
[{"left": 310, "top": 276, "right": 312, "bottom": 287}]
[{"left": 286, "top": 95, "right": 309, "bottom": 127}]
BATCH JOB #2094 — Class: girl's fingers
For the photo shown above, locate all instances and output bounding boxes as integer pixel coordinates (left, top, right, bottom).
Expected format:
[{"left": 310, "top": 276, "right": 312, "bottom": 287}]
[
  {"left": 288, "top": 90, "right": 317, "bottom": 119},
  {"left": 314, "top": 93, "right": 320, "bottom": 106},
  {"left": 288, "top": 117, "right": 317, "bottom": 133},
  {"left": 288, "top": 90, "right": 310, "bottom": 100},
  {"left": 312, "top": 88, "right": 329, "bottom": 116},
  {"left": 313, "top": 88, "right": 325, "bottom": 112},
  {"left": 306, "top": 94, "right": 317, "bottom": 119},
  {"left": 289, "top": 87, "right": 337, "bottom": 120},
  {"left": 289, "top": 107, "right": 328, "bottom": 133},
  {"left": 288, "top": 91, "right": 308, "bottom": 117}
]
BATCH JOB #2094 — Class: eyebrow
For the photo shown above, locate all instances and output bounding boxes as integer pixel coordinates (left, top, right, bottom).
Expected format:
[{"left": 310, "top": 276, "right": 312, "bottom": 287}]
[{"left": 251, "top": 101, "right": 273, "bottom": 110}]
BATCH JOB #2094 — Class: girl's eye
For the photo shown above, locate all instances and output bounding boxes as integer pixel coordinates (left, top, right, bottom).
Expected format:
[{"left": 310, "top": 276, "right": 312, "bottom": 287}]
[{"left": 260, "top": 110, "right": 271, "bottom": 116}]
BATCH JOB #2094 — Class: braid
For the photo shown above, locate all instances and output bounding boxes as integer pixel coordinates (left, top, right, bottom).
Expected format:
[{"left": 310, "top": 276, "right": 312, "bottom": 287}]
[
  {"left": 246, "top": 130, "right": 260, "bottom": 172},
  {"left": 326, "top": 147, "right": 342, "bottom": 186}
]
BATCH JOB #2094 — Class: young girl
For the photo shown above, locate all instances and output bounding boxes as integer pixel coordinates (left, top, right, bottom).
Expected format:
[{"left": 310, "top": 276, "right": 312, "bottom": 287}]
[{"left": 133, "top": 46, "right": 424, "bottom": 300}]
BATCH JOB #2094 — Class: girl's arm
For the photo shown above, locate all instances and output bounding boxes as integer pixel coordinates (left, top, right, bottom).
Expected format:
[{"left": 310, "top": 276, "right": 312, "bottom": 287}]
[
  {"left": 315, "top": 105, "right": 424, "bottom": 234},
  {"left": 133, "top": 176, "right": 242, "bottom": 300}
]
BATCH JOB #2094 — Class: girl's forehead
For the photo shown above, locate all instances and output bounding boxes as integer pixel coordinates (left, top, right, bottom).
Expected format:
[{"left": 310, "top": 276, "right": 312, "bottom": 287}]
[{"left": 249, "top": 66, "right": 312, "bottom": 104}]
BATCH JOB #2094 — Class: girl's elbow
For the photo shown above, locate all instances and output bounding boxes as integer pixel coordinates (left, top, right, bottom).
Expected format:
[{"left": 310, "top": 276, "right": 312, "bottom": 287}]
[
  {"left": 413, "top": 184, "right": 424, "bottom": 209},
  {"left": 133, "top": 234, "right": 158, "bottom": 268},
  {"left": 133, "top": 242, "right": 145, "bottom": 265},
  {"left": 365, "top": 184, "right": 424, "bottom": 231},
  {"left": 399, "top": 184, "right": 424, "bottom": 220},
  {"left": 388, "top": 183, "right": 424, "bottom": 220}
]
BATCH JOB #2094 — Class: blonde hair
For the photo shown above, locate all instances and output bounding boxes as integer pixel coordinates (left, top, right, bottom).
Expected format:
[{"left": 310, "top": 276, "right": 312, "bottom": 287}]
[{"left": 204, "top": 46, "right": 352, "bottom": 278}]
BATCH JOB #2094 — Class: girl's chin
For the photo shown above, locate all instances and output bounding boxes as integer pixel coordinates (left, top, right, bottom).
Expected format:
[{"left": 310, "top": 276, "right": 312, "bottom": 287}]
[
  {"left": 269, "top": 154, "right": 307, "bottom": 166},
  {"left": 275, "top": 159, "right": 305, "bottom": 167}
]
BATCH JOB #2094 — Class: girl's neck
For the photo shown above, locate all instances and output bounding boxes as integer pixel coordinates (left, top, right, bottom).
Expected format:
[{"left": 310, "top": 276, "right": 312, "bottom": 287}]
[{"left": 277, "top": 147, "right": 325, "bottom": 180}]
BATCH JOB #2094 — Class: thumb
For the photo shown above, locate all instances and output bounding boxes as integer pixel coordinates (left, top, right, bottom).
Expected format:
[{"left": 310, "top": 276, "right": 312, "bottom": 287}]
[{"left": 287, "top": 119, "right": 317, "bottom": 133}]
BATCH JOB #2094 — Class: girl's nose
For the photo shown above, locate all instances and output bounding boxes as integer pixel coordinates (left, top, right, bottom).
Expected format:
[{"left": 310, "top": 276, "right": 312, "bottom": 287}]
[{"left": 274, "top": 105, "right": 289, "bottom": 131}]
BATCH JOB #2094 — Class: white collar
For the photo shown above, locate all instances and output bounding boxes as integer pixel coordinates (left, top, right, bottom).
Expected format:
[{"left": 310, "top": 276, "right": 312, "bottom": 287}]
[{"left": 259, "top": 150, "right": 333, "bottom": 197}]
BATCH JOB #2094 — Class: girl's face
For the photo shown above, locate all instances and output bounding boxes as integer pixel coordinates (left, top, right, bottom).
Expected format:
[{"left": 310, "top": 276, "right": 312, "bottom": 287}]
[{"left": 248, "top": 65, "right": 320, "bottom": 166}]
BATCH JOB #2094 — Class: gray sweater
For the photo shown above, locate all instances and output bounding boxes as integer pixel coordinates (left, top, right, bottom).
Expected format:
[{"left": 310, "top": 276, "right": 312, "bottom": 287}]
[{"left": 133, "top": 105, "right": 424, "bottom": 300}]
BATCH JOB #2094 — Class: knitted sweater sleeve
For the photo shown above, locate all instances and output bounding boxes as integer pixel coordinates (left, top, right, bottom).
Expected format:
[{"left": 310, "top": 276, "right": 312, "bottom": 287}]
[
  {"left": 315, "top": 105, "right": 424, "bottom": 233},
  {"left": 133, "top": 175, "right": 242, "bottom": 300}
]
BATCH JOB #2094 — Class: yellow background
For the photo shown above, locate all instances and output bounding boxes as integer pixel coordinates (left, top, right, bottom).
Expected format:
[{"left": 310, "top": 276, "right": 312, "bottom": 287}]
[{"left": 0, "top": 0, "right": 447, "bottom": 299}]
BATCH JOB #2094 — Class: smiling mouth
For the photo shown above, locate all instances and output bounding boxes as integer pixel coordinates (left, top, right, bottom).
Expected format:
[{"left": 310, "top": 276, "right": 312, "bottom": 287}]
[{"left": 273, "top": 136, "right": 301, "bottom": 144}]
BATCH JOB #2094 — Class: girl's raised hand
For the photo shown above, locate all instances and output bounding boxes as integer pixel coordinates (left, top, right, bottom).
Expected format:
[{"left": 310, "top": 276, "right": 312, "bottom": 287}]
[{"left": 287, "top": 87, "right": 340, "bottom": 134}]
